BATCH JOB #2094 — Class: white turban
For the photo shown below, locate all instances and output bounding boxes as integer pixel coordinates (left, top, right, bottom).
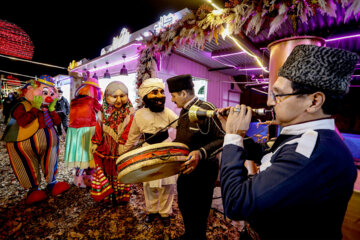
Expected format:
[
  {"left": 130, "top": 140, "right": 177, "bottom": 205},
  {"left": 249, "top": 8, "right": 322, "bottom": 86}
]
[{"left": 138, "top": 78, "right": 165, "bottom": 99}]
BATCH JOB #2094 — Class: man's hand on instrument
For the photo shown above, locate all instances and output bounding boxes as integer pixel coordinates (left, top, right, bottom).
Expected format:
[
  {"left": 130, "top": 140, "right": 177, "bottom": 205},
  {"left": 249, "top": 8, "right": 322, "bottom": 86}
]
[
  {"left": 181, "top": 150, "right": 201, "bottom": 174},
  {"left": 219, "top": 104, "right": 252, "bottom": 137},
  {"left": 216, "top": 106, "right": 231, "bottom": 130}
]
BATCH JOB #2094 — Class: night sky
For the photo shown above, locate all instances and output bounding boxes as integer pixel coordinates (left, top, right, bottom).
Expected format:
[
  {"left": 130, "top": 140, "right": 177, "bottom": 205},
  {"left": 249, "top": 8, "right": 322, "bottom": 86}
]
[{"left": 1, "top": 0, "right": 221, "bottom": 80}]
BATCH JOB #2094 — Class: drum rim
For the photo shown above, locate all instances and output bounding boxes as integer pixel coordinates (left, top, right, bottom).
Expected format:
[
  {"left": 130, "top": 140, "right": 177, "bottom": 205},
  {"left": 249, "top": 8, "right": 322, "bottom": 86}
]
[
  {"left": 117, "top": 156, "right": 187, "bottom": 183},
  {"left": 118, "top": 142, "right": 189, "bottom": 160}
]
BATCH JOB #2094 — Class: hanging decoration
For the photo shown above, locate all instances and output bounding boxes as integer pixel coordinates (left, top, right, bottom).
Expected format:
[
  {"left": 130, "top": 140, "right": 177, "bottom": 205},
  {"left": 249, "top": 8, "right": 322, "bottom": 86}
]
[
  {"left": 135, "top": 6, "right": 217, "bottom": 88},
  {"left": 0, "top": 19, "right": 34, "bottom": 60},
  {"left": 135, "top": 0, "right": 360, "bottom": 89},
  {"left": 221, "top": 0, "right": 360, "bottom": 37}
]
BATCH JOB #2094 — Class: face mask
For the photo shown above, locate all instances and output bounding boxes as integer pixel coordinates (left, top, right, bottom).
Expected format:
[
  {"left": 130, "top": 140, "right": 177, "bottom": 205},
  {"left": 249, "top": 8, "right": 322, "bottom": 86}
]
[{"left": 143, "top": 96, "right": 166, "bottom": 112}]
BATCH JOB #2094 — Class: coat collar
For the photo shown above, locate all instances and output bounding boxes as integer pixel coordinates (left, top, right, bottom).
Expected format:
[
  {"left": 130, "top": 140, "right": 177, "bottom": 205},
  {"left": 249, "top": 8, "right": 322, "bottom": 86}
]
[
  {"left": 184, "top": 96, "right": 199, "bottom": 111},
  {"left": 280, "top": 118, "right": 335, "bottom": 136}
]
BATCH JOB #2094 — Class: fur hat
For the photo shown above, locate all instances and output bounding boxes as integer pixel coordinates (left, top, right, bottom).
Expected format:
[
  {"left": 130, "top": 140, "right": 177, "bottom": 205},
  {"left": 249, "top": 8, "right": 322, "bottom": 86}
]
[
  {"left": 278, "top": 45, "right": 359, "bottom": 95},
  {"left": 138, "top": 78, "right": 165, "bottom": 99},
  {"left": 166, "top": 74, "right": 194, "bottom": 93}
]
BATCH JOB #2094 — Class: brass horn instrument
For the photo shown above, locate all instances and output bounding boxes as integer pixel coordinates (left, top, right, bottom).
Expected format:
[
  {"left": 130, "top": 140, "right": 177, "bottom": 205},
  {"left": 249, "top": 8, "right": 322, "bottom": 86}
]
[{"left": 188, "top": 105, "right": 272, "bottom": 123}]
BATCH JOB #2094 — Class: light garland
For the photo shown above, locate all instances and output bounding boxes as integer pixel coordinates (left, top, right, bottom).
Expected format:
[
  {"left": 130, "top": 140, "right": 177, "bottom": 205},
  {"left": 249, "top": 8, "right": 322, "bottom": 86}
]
[
  {"left": 0, "top": 54, "right": 66, "bottom": 70},
  {"left": 0, "top": 19, "right": 34, "bottom": 60},
  {"left": 205, "top": 0, "right": 268, "bottom": 72},
  {"left": 0, "top": 69, "right": 35, "bottom": 79},
  {"left": 206, "top": 0, "right": 221, "bottom": 10}
]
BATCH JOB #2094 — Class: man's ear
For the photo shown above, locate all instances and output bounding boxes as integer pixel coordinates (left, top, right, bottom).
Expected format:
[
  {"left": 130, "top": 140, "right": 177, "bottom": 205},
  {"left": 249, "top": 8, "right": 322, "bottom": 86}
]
[
  {"left": 181, "top": 90, "right": 187, "bottom": 97},
  {"left": 307, "top": 92, "right": 325, "bottom": 113}
]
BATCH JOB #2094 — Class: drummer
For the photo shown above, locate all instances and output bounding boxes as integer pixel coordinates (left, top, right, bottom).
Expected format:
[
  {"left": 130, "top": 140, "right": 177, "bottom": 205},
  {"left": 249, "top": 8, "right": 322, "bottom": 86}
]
[{"left": 124, "top": 78, "right": 178, "bottom": 227}]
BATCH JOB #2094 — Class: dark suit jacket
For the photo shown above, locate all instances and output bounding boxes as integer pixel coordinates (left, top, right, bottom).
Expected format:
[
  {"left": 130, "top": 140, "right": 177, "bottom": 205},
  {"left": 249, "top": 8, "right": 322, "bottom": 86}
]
[
  {"left": 221, "top": 129, "right": 357, "bottom": 239},
  {"left": 175, "top": 97, "right": 224, "bottom": 159}
]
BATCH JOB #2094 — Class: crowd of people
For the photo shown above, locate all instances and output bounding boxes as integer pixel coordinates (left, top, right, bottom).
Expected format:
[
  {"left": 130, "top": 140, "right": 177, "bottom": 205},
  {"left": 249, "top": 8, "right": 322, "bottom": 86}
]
[{"left": 1, "top": 45, "right": 359, "bottom": 240}]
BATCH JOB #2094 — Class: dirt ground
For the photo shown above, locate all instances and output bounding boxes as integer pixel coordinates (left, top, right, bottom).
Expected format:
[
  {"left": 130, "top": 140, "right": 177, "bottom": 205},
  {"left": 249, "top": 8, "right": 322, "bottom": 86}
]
[{"left": 0, "top": 122, "right": 242, "bottom": 240}]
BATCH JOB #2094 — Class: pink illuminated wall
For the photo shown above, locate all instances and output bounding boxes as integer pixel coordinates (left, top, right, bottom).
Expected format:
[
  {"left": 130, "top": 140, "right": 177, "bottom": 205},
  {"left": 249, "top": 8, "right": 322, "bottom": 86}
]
[{"left": 158, "top": 53, "right": 241, "bottom": 115}]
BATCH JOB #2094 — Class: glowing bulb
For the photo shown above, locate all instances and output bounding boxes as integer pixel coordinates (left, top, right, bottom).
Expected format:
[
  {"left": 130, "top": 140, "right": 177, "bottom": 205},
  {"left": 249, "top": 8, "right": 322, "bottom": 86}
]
[
  {"left": 207, "top": 0, "right": 221, "bottom": 10},
  {"left": 222, "top": 24, "right": 230, "bottom": 40},
  {"left": 212, "top": 9, "right": 223, "bottom": 15}
]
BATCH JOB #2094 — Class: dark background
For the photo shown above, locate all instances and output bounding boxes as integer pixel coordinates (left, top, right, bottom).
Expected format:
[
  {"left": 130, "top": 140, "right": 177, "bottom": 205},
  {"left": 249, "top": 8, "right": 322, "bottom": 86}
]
[{"left": 1, "top": 0, "right": 218, "bottom": 80}]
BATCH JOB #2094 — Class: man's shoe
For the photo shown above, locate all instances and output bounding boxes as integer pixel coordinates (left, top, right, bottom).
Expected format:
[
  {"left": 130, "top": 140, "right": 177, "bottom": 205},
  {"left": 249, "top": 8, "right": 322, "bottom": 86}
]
[
  {"left": 161, "top": 216, "right": 171, "bottom": 227},
  {"left": 50, "top": 182, "right": 70, "bottom": 196},
  {"left": 26, "top": 190, "right": 47, "bottom": 205},
  {"left": 145, "top": 213, "right": 158, "bottom": 223}
]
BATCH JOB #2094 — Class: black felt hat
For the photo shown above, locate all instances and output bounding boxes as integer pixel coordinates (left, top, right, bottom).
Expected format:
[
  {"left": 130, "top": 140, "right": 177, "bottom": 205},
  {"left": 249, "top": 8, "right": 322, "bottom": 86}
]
[
  {"left": 278, "top": 45, "right": 359, "bottom": 95},
  {"left": 166, "top": 74, "right": 194, "bottom": 93}
]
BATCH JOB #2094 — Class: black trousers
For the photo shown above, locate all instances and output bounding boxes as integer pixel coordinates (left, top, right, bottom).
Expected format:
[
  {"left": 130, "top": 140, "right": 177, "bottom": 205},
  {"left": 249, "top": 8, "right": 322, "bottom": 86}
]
[
  {"left": 57, "top": 112, "right": 68, "bottom": 135},
  {"left": 177, "top": 157, "right": 219, "bottom": 240}
]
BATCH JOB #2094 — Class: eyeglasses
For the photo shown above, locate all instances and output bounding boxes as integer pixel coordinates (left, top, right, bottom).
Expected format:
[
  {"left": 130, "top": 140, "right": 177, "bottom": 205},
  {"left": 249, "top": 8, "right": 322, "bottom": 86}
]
[{"left": 269, "top": 91, "right": 305, "bottom": 104}]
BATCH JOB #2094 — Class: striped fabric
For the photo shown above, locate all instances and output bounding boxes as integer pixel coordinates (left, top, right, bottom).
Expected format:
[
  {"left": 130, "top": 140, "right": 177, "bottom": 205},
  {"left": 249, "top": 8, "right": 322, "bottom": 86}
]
[
  {"left": 90, "top": 167, "right": 113, "bottom": 202},
  {"left": 104, "top": 178, "right": 131, "bottom": 204},
  {"left": 6, "top": 127, "right": 59, "bottom": 189},
  {"left": 43, "top": 109, "right": 53, "bottom": 129}
]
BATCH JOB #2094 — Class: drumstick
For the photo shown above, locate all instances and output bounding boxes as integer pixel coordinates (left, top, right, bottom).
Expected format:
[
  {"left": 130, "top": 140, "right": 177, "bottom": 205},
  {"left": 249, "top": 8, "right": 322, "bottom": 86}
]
[{"left": 129, "top": 111, "right": 189, "bottom": 151}]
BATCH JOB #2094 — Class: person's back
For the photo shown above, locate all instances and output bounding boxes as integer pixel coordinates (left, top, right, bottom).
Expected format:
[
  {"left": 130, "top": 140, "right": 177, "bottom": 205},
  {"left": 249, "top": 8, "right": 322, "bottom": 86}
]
[{"left": 69, "top": 96, "right": 100, "bottom": 128}]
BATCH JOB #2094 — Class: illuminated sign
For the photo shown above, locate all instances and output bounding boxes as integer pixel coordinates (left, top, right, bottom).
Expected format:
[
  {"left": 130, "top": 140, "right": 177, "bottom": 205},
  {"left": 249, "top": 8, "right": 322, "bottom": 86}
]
[
  {"left": 154, "top": 13, "right": 177, "bottom": 34},
  {"left": 101, "top": 12, "right": 181, "bottom": 54},
  {"left": 102, "top": 28, "right": 130, "bottom": 55}
]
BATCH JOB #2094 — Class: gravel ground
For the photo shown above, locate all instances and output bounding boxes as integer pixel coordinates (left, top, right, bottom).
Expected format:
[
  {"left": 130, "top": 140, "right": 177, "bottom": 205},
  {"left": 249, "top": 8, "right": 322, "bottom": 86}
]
[{"left": 0, "top": 122, "right": 242, "bottom": 240}]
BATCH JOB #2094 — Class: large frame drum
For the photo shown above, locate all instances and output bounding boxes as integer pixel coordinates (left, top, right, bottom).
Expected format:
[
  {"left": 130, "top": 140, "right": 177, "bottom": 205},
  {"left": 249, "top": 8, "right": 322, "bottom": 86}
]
[{"left": 116, "top": 142, "right": 189, "bottom": 184}]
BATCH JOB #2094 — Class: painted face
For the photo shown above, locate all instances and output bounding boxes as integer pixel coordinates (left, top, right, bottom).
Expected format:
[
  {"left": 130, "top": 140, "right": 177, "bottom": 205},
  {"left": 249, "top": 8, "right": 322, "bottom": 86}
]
[
  {"left": 144, "top": 88, "right": 166, "bottom": 112},
  {"left": 268, "top": 77, "right": 309, "bottom": 127},
  {"left": 147, "top": 88, "right": 165, "bottom": 99},
  {"left": 170, "top": 91, "right": 187, "bottom": 108},
  {"left": 24, "top": 83, "right": 58, "bottom": 106},
  {"left": 106, "top": 89, "right": 128, "bottom": 109}
]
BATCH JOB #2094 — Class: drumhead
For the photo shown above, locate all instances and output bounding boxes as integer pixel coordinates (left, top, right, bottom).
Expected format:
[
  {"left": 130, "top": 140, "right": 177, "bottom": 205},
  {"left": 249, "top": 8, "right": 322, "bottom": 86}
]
[{"left": 117, "top": 142, "right": 189, "bottom": 184}]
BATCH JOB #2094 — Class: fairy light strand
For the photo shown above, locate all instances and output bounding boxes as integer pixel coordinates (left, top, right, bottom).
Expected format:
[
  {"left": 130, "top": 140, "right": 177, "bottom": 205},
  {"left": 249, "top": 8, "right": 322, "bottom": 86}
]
[{"left": 205, "top": 0, "right": 269, "bottom": 73}]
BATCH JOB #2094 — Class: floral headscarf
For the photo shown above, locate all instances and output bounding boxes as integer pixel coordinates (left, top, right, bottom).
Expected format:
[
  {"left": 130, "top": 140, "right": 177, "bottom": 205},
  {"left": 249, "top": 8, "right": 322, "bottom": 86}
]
[{"left": 102, "top": 99, "right": 133, "bottom": 134}]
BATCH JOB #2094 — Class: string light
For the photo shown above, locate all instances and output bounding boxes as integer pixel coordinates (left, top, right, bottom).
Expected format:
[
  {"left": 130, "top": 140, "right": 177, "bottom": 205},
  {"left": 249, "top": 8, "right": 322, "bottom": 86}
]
[
  {"left": 0, "top": 19, "right": 34, "bottom": 60},
  {"left": 0, "top": 54, "right": 66, "bottom": 70},
  {"left": 0, "top": 69, "right": 35, "bottom": 78},
  {"left": 207, "top": 0, "right": 222, "bottom": 10},
  {"left": 205, "top": 0, "right": 269, "bottom": 73}
]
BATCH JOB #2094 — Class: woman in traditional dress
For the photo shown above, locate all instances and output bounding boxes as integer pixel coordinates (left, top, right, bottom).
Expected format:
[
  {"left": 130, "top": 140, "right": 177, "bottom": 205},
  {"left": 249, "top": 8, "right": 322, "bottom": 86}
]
[
  {"left": 64, "top": 77, "right": 102, "bottom": 187},
  {"left": 91, "top": 81, "right": 134, "bottom": 204}
]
